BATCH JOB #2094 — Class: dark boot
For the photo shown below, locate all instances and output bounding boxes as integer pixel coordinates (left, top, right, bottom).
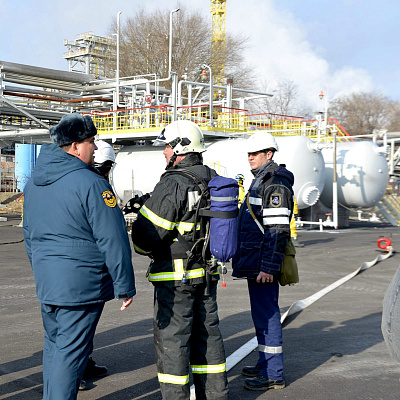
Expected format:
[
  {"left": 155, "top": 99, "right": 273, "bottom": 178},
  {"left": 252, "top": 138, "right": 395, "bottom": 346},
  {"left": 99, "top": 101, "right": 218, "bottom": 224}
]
[
  {"left": 244, "top": 375, "right": 285, "bottom": 391},
  {"left": 83, "top": 357, "right": 108, "bottom": 379},
  {"left": 241, "top": 365, "right": 261, "bottom": 377}
]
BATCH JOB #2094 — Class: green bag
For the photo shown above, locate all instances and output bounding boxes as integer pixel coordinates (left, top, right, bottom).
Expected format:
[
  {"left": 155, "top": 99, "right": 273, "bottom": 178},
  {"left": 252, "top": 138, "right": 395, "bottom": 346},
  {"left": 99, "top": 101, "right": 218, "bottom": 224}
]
[
  {"left": 246, "top": 194, "right": 299, "bottom": 286},
  {"left": 278, "top": 238, "right": 299, "bottom": 286}
]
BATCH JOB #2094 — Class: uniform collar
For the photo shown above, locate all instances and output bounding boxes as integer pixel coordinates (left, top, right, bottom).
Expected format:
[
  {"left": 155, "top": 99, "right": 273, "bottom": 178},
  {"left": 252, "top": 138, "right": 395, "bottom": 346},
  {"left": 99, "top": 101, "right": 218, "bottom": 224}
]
[
  {"left": 169, "top": 153, "right": 203, "bottom": 169},
  {"left": 251, "top": 160, "right": 275, "bottom": 178}
]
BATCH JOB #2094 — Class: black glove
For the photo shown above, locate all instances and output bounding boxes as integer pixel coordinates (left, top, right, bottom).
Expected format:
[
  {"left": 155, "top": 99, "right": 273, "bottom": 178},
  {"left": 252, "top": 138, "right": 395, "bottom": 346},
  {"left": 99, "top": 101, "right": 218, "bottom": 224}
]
[{"left": 123, "top": 193, "right": 151, "bottom": 215}]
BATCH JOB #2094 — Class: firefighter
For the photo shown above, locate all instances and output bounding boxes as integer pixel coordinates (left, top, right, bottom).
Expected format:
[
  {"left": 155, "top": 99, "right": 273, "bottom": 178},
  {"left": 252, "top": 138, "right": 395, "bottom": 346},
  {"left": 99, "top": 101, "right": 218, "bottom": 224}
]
[
  {"left": 94, "top": 140, "right": 116, "bottom": 182},
  {"left": 131, "top": 120, "right": 229, "bottom": 400},
  {"left": 232, "top": 131, "right": 294, "bottom": 391}
]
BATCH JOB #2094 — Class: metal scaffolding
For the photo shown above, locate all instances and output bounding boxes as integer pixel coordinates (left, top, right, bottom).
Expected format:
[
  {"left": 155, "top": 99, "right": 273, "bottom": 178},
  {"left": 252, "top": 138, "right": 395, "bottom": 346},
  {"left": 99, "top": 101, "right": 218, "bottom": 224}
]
[{"left": 63, "top": 31, "right": 116, "bottom": 76}]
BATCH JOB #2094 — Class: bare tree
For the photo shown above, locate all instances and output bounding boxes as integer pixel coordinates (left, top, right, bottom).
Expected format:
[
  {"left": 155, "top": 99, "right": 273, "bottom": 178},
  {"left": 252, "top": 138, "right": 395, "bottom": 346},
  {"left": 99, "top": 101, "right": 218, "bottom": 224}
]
[
  {"left": 386, "top": 101, "right": 400, "bottom": 133},
  {"left": 251, "top": 79, "right": 312, "bottom": 118},
  {"left": 329, "top": 92, "right": 393, "bottom": 135},
  {"left": 106, "top": 4, "right": 255, "bottom": 96}
]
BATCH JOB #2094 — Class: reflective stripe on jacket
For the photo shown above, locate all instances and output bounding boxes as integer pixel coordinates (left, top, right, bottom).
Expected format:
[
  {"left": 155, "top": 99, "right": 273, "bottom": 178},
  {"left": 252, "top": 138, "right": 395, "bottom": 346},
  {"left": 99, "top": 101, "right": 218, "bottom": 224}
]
[{"left": 131, "top": 154, "right": 218, "bottom": 285}]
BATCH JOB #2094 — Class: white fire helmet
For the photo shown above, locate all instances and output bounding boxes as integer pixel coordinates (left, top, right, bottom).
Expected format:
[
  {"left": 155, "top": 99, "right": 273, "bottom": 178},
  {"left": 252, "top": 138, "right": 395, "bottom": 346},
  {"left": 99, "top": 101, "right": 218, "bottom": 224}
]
[
  {"left": 94, "top": 140, "right": 116, "bottom": 165},
  {"left": 246, "top": 132, "right": 279, "bottom": 153},
  {"left": 153, "top": 120, "right": 206, "bottom": 154}
]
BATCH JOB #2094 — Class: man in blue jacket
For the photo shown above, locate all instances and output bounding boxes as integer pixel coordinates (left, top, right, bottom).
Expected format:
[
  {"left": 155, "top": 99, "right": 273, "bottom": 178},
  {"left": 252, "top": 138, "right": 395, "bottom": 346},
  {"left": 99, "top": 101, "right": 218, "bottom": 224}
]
[
  {"left": 23, "top": 113, "right": 136, "bottom": 400},
  {"left": 232, "top": 132, "right": 294, "bottom": 391}
]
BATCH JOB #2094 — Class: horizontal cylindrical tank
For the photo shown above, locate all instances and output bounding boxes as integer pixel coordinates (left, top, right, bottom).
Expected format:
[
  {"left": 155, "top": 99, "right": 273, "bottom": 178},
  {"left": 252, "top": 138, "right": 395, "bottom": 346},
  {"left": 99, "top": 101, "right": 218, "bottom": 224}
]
[
  {"left": 203, "top": 138, "right": 253, "bottom": 188},
  {"left": 113, "top": 136, "right": 326, "bottom": 209},
  {"left": 274, "top": 136, "right": 325, "bottom": 209},
  {"left": 111, "top": 144, "right": 166, "bottom": 202},
  {"left": 203, "top": 136, "right": 326, "bottom": 209},
  {"left": 320, "top": 141, "right": 388, "bottom": 208},
  {"left": 110, "top": 137, "right": 388, "bottom": 211}
]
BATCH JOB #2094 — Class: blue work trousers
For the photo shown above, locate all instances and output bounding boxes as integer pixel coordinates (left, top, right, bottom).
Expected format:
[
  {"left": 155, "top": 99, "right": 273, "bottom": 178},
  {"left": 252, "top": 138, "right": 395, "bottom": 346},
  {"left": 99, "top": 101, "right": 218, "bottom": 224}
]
[
  {"left": 41, "top": 302, "right": 104, "bottom": 400},
  {"left": 247, "top": 279, "right": 284, "bottom": 380}
]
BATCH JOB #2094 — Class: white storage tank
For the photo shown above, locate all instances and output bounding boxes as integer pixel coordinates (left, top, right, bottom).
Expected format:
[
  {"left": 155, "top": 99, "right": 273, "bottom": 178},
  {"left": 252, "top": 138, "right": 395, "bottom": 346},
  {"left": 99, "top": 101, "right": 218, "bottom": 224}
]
[
  {"left": 203, "top": 138, "right": 253, "bottom": 187},
  {"left": 203, "top": 135, "right": 326, "bottom": 210},
  {"left": 320, "top": 140, "right": 388, "bottom": 208},
  {"left": 109, "top": 136, "right": 388, "bottom": 211},
  {"left": 274, "top": 136, "right": 325, "bottom": 209},
  {"left": 111, "top": 144, "right": 165, "bottom": 202}
]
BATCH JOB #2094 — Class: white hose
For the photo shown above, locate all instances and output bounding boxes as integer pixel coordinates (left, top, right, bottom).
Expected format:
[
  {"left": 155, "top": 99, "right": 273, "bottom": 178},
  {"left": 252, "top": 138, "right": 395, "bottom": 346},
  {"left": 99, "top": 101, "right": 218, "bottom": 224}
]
[{"left": 190, "top": 248, "right": 394, "bottom": 399}]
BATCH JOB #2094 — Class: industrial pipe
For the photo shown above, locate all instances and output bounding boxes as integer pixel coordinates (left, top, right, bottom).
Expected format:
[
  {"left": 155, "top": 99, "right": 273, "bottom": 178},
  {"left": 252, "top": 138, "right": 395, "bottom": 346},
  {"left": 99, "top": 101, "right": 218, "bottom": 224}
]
[
  {"left": 0, "top": 60, "right": 93, "bottom": 83},
  {"left": 4, "top": 91, "right": 113, "bottom": 103}
]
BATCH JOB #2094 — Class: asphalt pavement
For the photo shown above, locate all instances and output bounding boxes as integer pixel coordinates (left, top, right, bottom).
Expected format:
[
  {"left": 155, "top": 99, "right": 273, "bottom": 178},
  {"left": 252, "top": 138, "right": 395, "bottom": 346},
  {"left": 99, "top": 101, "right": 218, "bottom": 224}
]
[{"left": 1, "top": 215, "right": 400, "bottom": 400}]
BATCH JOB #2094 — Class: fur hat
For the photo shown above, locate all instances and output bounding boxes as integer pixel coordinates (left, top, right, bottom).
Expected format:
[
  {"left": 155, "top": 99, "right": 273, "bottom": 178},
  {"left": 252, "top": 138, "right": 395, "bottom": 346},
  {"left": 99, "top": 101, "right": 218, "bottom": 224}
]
[{"left": 50, "top": 113, "right": 97, "bottom": 146}]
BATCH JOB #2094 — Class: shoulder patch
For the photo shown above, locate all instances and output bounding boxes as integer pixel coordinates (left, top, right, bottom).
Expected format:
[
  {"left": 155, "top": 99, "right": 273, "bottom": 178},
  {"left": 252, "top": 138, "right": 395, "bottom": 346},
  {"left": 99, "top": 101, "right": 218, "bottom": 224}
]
[
  {"left": 102, "top": 190, "right": 117, "bottom": 208},
  {"left": 270, "top": 193, "right": 282, "bottom": 208}
]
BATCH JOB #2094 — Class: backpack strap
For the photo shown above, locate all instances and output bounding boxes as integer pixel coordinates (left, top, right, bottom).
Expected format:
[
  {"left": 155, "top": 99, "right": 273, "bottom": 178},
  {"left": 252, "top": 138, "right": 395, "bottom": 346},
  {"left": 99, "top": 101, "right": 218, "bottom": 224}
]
[
  {"left": 162, "top": 167, "right": 210, "bottom": 194},
  {"left": 199, "top": 209, "right": 238, "bottom": 218},
  {"left": 246, "top": 193, "right": 264, "bottom": 234},
  {"left": 162, "top": 167, "right": 211, "bottom": 266}
]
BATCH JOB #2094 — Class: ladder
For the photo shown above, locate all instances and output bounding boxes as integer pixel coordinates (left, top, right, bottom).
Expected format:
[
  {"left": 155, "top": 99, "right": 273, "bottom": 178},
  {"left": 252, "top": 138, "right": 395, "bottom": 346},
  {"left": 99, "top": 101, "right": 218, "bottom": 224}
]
[{"left": 374, "top": 183, "right": 400, "bottom": 226}]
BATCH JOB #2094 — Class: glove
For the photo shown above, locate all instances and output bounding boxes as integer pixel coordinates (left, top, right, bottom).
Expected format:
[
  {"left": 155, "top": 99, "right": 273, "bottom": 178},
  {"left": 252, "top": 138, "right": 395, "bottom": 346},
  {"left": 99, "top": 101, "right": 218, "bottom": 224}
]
[{"left": 123, "top": 193, "right": 151, "bottom": 215}]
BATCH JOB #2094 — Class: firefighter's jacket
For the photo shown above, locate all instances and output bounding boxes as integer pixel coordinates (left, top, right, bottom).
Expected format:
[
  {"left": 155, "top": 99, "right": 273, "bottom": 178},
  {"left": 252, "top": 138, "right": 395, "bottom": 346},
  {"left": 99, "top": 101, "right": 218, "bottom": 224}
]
[
  {"left": 232, "top": 161, "right": 294, "bottom": 278},
  {"left": 131, "top": 153, "right": 218, "bottom": 285}
]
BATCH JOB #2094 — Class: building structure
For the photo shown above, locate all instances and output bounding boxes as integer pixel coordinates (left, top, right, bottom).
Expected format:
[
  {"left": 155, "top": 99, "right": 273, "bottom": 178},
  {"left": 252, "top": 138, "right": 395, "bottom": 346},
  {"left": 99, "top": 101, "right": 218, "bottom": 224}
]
[
  {"left": 63, "top": 32, "right": 116, "bottom": 76},
  {"left": 0, "top": 152, "right": 15, "bottom": 192}
]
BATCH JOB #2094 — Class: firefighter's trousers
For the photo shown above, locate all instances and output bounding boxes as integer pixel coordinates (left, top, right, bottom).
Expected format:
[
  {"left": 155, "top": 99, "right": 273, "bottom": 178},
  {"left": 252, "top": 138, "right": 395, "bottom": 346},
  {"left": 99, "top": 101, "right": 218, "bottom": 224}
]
[
  {"left": 153, "top": 281, "right": 229, "bottom": 400},
  {"left": 247, "top": 278, "right": 284, "bottom": 380}
]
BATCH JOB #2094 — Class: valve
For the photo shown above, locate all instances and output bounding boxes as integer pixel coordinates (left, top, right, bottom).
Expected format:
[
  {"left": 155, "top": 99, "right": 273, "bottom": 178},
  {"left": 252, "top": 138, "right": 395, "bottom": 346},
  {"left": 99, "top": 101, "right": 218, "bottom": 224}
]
[{"left": 219, "top": 262, "right": 227, "bottom": 288}]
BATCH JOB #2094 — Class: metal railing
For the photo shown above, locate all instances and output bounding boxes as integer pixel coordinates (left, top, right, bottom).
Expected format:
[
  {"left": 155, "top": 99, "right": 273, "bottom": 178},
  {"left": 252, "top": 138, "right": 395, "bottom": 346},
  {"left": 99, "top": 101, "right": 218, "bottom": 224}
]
[{"left": 91, "top": 105, "right": 355, "bottom": 141}]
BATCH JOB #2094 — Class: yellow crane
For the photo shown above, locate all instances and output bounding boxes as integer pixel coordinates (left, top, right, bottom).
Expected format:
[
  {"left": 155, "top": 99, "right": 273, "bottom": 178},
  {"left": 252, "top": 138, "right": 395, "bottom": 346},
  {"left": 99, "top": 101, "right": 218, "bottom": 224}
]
[{"left": 210, "top": 0, "right": 227, "bottom": 99}]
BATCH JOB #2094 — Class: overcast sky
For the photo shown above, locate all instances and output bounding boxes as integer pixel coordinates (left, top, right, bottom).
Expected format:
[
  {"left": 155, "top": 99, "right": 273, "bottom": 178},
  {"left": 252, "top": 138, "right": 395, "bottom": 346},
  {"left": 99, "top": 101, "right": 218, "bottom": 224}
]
[{"left": 1, "top": 0, "right": 398, "bottom": 113}]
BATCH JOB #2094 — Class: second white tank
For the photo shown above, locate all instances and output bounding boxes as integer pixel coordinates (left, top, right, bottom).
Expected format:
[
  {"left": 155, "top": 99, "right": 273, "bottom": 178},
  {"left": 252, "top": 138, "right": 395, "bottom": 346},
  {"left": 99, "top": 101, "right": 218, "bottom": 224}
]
[
  {"left": 203, "top": 135, "right": 326, "bottom": 210},
  {"left": 320, "top": 140, "right": 388, "bottom": 208}
]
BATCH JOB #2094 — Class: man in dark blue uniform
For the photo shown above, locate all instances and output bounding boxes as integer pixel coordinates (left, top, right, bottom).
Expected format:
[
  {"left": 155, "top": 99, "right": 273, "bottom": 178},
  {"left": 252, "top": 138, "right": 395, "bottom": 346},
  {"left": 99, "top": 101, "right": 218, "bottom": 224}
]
[
  {"left": 23, "top": 113, "right": 136, "bottom": 400},
  {"left": 232, "top": 132, "right": 294, "bottom": 391}
]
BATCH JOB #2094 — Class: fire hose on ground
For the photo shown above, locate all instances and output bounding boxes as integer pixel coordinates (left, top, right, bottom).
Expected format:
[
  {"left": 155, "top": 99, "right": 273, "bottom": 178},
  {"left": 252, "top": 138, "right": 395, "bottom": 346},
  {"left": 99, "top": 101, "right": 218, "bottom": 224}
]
[{"left": 190, "top": 236, "right": 395, "bottom": 399}]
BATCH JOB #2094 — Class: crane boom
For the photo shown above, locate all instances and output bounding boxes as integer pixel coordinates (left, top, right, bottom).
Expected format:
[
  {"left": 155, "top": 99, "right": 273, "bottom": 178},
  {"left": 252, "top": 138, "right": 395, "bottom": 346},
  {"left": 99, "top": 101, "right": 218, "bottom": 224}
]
[{"left": 210, "top": 0, "right": 227, "bottom": 99}]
